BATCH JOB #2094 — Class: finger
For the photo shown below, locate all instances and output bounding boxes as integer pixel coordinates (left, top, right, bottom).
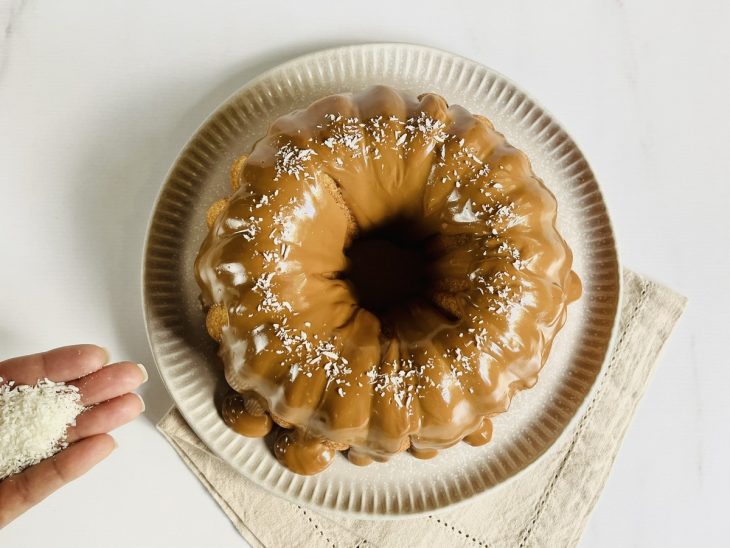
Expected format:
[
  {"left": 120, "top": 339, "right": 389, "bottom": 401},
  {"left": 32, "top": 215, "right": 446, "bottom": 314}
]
[
  {"left": 69, "top": 361, "right": 148, "bottom": 406},
  {"left": 66, "top": 393, "right": 145, "bottom": 443},
  {"left": 0, "top": 345, "right": 108, "bottom": 386},
  {"left": 0, "top": 434, "right": 115, "bottom": 528}
]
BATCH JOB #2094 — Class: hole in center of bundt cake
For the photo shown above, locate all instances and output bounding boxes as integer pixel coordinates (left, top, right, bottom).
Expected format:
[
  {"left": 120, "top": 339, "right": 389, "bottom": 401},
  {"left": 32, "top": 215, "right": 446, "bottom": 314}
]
[{"left": 342, "top": 216, "right": 432, "bottom": 319}]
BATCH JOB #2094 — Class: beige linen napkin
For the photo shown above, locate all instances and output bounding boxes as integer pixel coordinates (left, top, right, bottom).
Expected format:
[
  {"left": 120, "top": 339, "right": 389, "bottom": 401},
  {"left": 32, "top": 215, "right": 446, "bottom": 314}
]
[{"left": 158, "top": 270, "right": 686, "bottom": 548}]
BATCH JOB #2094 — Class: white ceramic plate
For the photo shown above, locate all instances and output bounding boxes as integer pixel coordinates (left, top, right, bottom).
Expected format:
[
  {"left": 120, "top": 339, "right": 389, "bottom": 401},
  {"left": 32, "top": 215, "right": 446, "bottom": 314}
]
[{"left": 143, "top": 43, "right": 621, "bottom": 518}]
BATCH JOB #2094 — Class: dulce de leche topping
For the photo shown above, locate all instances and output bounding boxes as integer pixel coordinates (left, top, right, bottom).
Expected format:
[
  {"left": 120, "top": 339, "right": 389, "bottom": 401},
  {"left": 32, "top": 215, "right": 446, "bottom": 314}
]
[
  {"left": 221, "top": 392, "right": 272, "bottom": 438},
  {"left": 462, "top": 418, "right": 493, "bottom": 447},
  {"left": 274, "top": 430, "right": 336, "bottom": 476},
  {"left": 195, "top": 85, "right": 581, "bottom": 475}
]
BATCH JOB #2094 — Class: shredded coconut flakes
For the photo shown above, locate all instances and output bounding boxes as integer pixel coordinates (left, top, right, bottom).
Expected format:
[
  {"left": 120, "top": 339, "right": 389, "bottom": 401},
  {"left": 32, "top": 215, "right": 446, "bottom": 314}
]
[
  {"left": 0, "top": 378, "right": 85, "bottom": 480},
  {"left": 226, "top": 108, "right": 533, "bottom": 404}
]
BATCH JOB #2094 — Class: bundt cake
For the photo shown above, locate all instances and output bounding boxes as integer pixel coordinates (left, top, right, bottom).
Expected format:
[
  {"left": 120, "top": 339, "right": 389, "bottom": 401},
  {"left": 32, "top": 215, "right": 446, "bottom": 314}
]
[{"left": 195, "top": 85, "right": 581, "bottom": 475}]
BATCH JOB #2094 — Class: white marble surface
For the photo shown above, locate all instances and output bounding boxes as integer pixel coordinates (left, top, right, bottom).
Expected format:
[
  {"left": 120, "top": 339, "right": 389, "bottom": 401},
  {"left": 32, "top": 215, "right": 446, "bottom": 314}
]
[{"left": 1, "top": 0, "right": 728, "bottom": 546}]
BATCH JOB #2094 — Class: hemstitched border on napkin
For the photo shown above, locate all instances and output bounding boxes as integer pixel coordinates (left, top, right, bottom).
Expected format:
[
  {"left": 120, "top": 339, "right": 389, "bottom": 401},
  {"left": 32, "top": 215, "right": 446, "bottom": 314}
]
[
  {"left": 429, "top": 515, "right": 490, "bottom": 547},
  {"left": 518, "top": 279, "right": 650, "bottom": 547}
]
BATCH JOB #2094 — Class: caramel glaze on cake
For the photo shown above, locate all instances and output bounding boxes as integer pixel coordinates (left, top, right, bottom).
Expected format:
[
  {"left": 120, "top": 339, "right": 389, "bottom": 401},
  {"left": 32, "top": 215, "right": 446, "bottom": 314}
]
[{"left": 195, "top": 85, "right": 581, "bottom": 475}]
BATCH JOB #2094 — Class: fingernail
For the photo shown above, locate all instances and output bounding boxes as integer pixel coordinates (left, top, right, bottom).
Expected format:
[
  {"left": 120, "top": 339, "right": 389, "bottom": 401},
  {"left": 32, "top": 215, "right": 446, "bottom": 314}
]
[
  {"left": 100, "top": 346, "right": 111, "bottom": 365},
  {"left": 135, "top": 392, "right": 146, "bottom": 413},
  {"left": 135, "top": 363, "right": 149, "bottom": 383},
  {"left": 112, "top": 437, "right": 119, "bottom": 450}
]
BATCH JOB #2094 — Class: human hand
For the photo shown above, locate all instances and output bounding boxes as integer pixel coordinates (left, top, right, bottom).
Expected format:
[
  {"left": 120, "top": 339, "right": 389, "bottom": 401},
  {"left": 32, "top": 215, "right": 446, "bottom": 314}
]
[{"left": 0, "top": 345, "right": 147, "bottom": 528}]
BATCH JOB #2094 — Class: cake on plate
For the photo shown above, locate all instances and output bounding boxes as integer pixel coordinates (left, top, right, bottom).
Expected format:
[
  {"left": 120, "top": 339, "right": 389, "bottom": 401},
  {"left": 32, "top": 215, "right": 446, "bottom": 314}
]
[{"left": 195, "top": 85, "right": 581, "bottom": 475}]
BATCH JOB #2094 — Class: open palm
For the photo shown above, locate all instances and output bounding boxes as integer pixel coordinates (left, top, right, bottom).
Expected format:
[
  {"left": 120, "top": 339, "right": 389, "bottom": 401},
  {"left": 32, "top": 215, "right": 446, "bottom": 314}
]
[{"left": 0, "top": 345, "right": 146, "bottom": 527}]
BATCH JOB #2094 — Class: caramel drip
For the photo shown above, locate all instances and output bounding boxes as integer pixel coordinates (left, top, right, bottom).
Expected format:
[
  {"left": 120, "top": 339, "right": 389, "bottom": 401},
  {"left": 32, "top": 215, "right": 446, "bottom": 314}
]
[
  {"left": 274, "top": 429, "right": 335, "bottom": 475},
  {"left": 463, "top": 418, "right": 493, "bottom": 447},
  {"left": 409, "top": 448, "right": 439, "bottom": 460},
  {"left": 221, "top": 393, "right": 272, "bottom": 438},
  {"left": 347, "top": 449, "right": 374, "bottom": 467},
  {"left": 195, "top": 85, "right": 582, "bottom": 475}
]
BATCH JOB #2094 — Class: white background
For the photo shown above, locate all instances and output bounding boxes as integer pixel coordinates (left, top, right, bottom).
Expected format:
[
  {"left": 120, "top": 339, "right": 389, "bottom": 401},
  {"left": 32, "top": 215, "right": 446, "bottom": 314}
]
[{"left": 1, "top": 1, "right": 728, "bottom": 546}]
